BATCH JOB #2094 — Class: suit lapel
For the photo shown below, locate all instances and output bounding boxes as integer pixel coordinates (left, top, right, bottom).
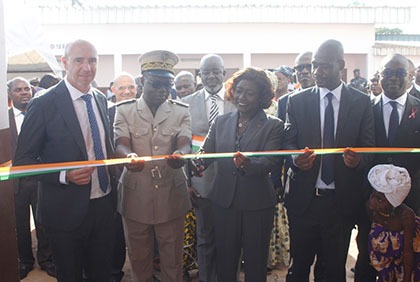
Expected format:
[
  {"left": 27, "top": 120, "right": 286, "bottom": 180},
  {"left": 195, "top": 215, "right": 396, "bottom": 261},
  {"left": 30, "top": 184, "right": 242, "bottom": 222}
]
[
  {"left": 8, "top": 109, "right": 18, "bottom": 144},
  {"left": 197, "top": 90, "right": 209, "bottom": 123},
  {"left": 92, "top": 90, "right": 113, "bottom": 152},
  {"left": 53, "top": 81, "right": 88, "bottom": 159},
  {"left": 372, "top": 96, "right": 388, "bottom": 146},
  {"left": 223, "top": 111, "right": 238, "bottom": 152},
  {"left": 397, "top": 94, "right": 419, "bottom": 142},
  {"left": 335, "top": 85, "right": 352, "bottom": 146},
  {"left": 239, "top": 110, "right": 267, "bottom": 150},
  {"left": 308, "top": 88, "right": 321, "bottom": 147}
]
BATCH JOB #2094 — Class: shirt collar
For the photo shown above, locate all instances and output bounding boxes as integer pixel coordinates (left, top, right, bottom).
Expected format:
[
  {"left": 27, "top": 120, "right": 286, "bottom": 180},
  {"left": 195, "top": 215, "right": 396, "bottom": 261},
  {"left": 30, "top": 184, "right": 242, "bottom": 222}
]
[
  {"left": 64, "top": 77, "right": 93, "bottom": 101},
  {"left": 318, "top": 82, "right": 343, "bottom": 102},
  {"left": 12, "top": 106, "right": 25, "bottom": 117},
  {"left": 381, "top": 92, "right": 407, "bottom": 107},
  {"left": 204, "top": 86, "right": 225, "bottom": 101}
]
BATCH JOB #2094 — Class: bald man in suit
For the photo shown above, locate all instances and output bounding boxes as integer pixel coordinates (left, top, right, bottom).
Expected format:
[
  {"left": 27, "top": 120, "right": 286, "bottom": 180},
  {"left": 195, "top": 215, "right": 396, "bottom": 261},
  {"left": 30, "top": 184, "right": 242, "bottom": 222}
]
[
  {"left": 14, "top": 40, "right": 117, "bottom": 282},
  {"left": 284, "top": 39, "right": 375, "bottom": 281}
]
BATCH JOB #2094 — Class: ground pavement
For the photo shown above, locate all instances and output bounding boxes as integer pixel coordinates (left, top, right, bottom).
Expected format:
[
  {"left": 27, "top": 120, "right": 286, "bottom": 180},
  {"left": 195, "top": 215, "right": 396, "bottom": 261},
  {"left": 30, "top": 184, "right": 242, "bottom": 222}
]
[{"left": 23, "top": 229, "right": 359, "bottom": 282}]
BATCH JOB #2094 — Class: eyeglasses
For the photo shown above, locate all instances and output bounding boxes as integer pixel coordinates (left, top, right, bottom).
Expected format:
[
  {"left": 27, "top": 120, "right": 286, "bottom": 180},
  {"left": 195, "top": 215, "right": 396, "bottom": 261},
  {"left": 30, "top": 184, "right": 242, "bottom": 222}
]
[
  {"left": 295, "top": 64, "right": 312, "bottom": 72},
  {"left": 381, "top": 68, "right": 408, "bottom": 79},
  {"left": 146, "top": 80, "right": 174, "bottom": 90}
]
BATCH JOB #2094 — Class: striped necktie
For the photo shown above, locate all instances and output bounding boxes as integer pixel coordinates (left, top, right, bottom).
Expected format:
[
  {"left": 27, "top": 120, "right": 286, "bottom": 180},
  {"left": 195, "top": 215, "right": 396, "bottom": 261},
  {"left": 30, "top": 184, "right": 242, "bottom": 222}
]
[{"left": 209, "top": 94, "right": 219, "bottom": 125}]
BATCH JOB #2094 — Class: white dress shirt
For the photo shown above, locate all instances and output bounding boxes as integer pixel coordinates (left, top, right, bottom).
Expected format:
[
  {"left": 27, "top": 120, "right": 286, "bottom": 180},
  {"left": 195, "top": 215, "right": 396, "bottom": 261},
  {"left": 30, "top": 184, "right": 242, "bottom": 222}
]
[
  {"left": 381, "top": 92, "right": 407, "bottom": 137},
  {"left": 12, "top": 107, "right": 26, "bottom": 135},
  {"left": 315, "top": 83, "right": 343, "bottom": 189},
  {"left": 205, "top": 86, "right": 225, "bottom": 119},
  {"left": 59, "top": 78, "right": 110, "bottom": 199}
]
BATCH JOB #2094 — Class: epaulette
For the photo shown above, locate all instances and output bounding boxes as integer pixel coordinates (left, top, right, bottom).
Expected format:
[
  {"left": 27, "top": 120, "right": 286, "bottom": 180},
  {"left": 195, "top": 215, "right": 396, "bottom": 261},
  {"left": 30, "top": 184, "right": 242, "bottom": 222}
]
[
  {"left": 115, "top": 98, "right": 137, "bottom": 107},
  {"left": 168, "top": 99, "right": 189, "bottom": 108}
]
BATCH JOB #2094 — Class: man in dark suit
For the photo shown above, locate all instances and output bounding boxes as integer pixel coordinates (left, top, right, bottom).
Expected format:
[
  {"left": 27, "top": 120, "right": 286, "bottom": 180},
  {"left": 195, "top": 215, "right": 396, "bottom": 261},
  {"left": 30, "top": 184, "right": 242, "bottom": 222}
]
[
  {"left": 408, "top": 61, "right": 420, "bottom": 99},
  {"left": 13, "top": 39, "right": 117, "bottom": 282},
  {"left": 406, "top": 58, "right": 420, "bottom": 99},
  {"left": 284, "top": 39, "right": 375, "bottom": 282},
  {"left": 277, "top": 51, "right": 315, "bottom": 122},
  {"left": 8, "top": 77, "right": 55, "bottom": 279},
  {"left": 372, "top": 53, "right": 420, "bottom": 215}
]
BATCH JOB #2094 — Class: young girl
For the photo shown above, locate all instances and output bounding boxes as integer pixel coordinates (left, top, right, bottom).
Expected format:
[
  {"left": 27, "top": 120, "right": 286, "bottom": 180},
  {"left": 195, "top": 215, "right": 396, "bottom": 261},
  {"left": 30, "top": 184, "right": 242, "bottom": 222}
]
[{"left": 367, "top": 164, "right": 420, "bottom": 282}]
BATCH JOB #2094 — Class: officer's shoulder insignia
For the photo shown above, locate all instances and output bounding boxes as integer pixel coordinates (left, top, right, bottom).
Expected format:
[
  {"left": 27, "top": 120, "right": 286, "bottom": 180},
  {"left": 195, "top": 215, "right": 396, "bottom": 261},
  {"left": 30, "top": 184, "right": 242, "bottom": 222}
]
[
  {"left": 115, "top": 98, "right": 137, "bottom": 107},
  {"left": 168, "top": 99, "right": 189, "bottom": 108}
]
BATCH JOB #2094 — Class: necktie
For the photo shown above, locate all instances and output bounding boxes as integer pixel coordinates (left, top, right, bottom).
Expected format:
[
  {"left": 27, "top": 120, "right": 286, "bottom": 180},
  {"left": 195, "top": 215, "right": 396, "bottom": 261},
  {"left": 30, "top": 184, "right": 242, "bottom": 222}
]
[
  {"left": 209, "top": 94, "right": 219, "bottom": 125},
  {"left": 321, "top": 93, "right": 335, "bottom": 185},
  {"left": 388, "top": 101, "right": 399, "bottom": 146},
  {"left": 81, "top": 94, "right": 109, "bottom": 193}
]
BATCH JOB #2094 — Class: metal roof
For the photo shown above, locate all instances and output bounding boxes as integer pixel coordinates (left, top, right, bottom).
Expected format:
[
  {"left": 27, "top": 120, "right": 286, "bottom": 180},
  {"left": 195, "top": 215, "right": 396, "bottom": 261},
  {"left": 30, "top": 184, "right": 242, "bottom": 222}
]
[{"left": 24, "top": 1, "right": 411, "bottom": 25}]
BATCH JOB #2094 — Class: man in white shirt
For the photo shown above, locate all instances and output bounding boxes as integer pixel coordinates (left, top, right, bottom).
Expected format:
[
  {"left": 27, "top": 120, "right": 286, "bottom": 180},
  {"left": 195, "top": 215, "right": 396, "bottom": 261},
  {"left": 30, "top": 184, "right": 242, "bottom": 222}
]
[
  {"left": 8, "top": 77, "right": 55, "bottom": 279},
  {"left": 13, "top": 39, "right": 116, "bottom": 282},
  {"left": 372, "top": 53, "right": 420, "bottom": 215}
]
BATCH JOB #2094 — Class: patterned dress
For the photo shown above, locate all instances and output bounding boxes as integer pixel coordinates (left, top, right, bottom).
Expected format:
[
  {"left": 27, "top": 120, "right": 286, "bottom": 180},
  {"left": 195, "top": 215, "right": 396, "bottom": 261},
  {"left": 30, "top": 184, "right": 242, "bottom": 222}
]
[
  {"left": 369, "top": 216, "right": 420, "bottom": 282},
  {"left": 268, "top": 202, "right": 290, "bottom": 268}
]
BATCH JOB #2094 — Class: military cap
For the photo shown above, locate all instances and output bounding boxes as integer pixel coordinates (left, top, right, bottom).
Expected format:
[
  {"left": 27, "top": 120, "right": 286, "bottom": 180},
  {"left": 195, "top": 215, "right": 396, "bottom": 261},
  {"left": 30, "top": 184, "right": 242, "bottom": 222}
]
[{"left": 138, "top": 50, "right": 179, "bottom": 78}]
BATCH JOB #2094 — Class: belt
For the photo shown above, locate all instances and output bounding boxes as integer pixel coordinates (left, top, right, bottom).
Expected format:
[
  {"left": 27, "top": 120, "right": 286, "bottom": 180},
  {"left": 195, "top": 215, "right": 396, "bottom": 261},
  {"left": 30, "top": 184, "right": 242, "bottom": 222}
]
[{"left": 315, "top": 187, "right": 335, "bottom": 197}]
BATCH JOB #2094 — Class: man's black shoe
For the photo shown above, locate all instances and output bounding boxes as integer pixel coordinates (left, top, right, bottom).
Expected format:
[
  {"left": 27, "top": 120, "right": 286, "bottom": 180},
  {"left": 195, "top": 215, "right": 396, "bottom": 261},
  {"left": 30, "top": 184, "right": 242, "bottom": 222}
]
[
  {"left": 19, "top": 264, "right": 33, "bottom": 279},
  {"left": 40, "top": 262, "right": 57, "bottom": 278}
]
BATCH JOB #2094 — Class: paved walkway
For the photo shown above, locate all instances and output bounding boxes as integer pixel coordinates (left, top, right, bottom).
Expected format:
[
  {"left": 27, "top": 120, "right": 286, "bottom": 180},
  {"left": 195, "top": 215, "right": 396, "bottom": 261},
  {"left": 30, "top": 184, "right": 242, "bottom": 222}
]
[{"left": 23, "top": 229, "right": 359, "bottom": 282}]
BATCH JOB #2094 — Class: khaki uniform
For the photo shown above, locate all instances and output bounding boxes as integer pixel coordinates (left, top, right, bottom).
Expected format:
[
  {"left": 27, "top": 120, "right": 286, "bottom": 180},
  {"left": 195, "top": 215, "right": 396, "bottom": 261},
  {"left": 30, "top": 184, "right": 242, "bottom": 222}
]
[
  {"left": 114, "top": 97, "right": 192, "bottom": 224},
  {"left": 114, "top": 97, "right": 192, "bottom": 282}
]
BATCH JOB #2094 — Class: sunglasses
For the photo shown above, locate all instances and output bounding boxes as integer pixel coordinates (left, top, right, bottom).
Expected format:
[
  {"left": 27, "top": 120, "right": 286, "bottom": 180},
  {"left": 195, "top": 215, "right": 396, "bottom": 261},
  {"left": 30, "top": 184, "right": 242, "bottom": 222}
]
[
  {"left": 381, "top": 68, "right": 408, "bottom": 79},
  {"left": 295, "top": 64, "right": 312, "bottom": 72},
  {"left": 147, "top": 80, "right": 174, "bottom": 90}
]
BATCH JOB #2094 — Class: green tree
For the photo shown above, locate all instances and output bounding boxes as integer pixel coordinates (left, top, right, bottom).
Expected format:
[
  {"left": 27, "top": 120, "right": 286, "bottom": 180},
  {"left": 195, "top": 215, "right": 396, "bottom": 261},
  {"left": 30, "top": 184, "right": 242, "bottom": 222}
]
[{"left": 376, "top": 27, "right": 403, "bottom": 35}]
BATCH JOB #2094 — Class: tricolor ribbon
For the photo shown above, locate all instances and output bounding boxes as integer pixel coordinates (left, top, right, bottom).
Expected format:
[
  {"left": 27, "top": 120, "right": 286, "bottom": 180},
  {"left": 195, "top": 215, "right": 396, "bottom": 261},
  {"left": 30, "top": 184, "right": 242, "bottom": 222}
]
[{"left": 1, "top": 147, "right": 420, "bottom": 181}]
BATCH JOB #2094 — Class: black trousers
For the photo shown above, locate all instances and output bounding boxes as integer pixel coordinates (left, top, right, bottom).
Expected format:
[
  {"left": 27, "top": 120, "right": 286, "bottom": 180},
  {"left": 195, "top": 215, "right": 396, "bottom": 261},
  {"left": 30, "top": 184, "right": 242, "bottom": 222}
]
[
  {"left": 212, "top": 204, "right": 275, "bottom": 282},
  {"left": 353, "top": 209, "right": 377, "bottom": 282},
  {"left": 287, "top": 194, "right": 345, "bottom": 282},
  {"left": 46, "top": 194, "right": 115, "bottom": 282},
  {"left": 110, "top": 212, "right": 126, "bottom": 280},
  {"left": 14, "top": 178, "right": 53, "bottom": 267}
]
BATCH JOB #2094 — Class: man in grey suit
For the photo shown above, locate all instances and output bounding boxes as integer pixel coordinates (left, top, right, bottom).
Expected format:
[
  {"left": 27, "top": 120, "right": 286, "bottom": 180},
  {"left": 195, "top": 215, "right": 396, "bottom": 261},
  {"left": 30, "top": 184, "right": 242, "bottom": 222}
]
[{"left": 182, "top": 54, "right": 236, "bottom": 282}]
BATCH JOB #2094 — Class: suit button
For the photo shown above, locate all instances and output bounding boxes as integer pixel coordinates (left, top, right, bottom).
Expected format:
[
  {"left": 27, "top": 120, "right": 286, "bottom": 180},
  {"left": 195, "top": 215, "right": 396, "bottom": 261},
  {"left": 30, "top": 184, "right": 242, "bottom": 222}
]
[
  {"left": 153, "top": 127, "right": 157, "bottom": 132},
  {"left": 154, "top": 145, "right": 159, "bottom": 150},
  {"left": 232, "top": 171, "right": 237, "bottom": 176},
  {"left": 154, "top": 185, "right": 159, "bottom": 189},
  {"left": 387, "top": 157, "right": 393, "bottom": 162}
]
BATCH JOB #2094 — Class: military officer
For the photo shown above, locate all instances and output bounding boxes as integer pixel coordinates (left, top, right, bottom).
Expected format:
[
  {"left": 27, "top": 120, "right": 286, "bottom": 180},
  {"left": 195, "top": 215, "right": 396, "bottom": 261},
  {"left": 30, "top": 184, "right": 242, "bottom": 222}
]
[{"left": 114, "top": 50, "right": 192, "bottom": 282}]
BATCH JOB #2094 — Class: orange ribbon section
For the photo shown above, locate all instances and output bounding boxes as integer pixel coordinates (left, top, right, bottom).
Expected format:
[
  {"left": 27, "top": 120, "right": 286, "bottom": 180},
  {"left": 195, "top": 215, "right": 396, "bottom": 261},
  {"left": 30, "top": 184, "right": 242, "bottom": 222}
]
[{"left": 1, "top": 147, "right": 420, "bottom": 181}]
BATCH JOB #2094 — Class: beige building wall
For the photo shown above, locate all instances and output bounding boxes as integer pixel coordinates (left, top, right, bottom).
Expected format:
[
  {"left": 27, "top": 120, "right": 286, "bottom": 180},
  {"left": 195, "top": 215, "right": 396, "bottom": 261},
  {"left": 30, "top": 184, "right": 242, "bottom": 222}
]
[{"left": 38, "top": 22, "right": 375, "bottom": 86}]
